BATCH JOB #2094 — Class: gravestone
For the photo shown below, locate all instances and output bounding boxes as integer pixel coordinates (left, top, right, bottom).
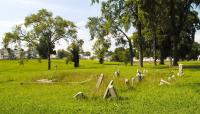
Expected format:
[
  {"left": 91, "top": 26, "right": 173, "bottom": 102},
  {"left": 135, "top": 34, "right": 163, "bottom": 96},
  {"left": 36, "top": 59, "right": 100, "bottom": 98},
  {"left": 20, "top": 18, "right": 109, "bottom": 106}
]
[
  {"left": 114, "top": 69, "right": 120, "bottom": 77},
  {"left": 136, "top": 70, "right": 143, "bottom": 82},
  {"left": 159, "top": 79, "right": 171, "bottom": 86},
  {"left": 37, "top": 79, "right": 53, "bottom": 83},
  {"left": 177, "top": 64, "right": 184, "bottom": 76},
  {"left": 73, "top": 92, "right": 87, "bottom": 100},
  {"left": 103, "top": 80, "right": 118, "bottom": 99},
  {"left": 96, "top": 73, "right": 104, "bottom": 89},
  {"left": 125, "top": 78, "right": 130, "bottom": 87},
  {"left": 131, "top": 77, "right": 135, "bottom": 86}
]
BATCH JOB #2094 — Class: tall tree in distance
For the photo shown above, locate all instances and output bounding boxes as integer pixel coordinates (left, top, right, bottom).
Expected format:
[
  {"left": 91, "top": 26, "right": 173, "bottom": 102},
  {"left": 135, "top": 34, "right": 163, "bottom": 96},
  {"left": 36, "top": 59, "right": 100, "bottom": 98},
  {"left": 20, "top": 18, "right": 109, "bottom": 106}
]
[
  {"left": 86, "top": 17, "right": 111, "bottom": 64},
  {"left": 68, "top": 39, "right": 84, "bottom": 67},
  {"left": 24, "top": 9, "right": 77, "bottom": 70}
]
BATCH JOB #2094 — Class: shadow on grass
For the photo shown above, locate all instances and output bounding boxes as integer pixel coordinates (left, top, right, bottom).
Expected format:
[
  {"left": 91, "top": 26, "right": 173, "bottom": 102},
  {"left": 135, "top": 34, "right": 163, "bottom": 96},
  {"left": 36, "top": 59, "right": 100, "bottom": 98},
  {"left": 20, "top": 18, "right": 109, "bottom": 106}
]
[{"left": 184, "top": 65, "right": 200, "bottom": 69}]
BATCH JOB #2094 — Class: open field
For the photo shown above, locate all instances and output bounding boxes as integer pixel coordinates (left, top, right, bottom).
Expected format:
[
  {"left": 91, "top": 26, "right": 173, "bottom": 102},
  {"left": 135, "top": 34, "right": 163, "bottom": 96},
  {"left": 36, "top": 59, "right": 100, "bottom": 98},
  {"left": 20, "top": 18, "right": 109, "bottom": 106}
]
[{"left": 0, "top": 60, "right": 200, "bottom": 114}]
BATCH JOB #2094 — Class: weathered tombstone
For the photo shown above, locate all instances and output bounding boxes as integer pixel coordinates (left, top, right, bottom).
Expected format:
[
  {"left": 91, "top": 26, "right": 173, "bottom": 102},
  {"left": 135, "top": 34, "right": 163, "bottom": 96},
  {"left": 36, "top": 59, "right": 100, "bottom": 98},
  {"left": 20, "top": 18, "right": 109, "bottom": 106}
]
[
  {"left": 37, "top": 79, "right": 53, "bottom": 83},
  {"left": 125, "top": 78, "right": 130, "bottom": 87},
  {"left": 73, "top": 92, "right": 87, "bottom": 100},
  {"left": 177, "top": 64, "right": 184, "bottom": 76},
  {"left": 108, "top": 85, "right": 118, "bottom": 98},
  {"left": 103, "top": 80, "right": 118, "bottom": 99},
  {"left": 96, "top": 73, "right": 104, "bottom": 89},
  {"left": 159, "top": 79, "right": 171, "bottom": 86},
  {"left": 136, "top": 70, "right": 143, "bottom": 82},
  {"left": 114, "top": 69, "right": 120, "bottom": 77}
]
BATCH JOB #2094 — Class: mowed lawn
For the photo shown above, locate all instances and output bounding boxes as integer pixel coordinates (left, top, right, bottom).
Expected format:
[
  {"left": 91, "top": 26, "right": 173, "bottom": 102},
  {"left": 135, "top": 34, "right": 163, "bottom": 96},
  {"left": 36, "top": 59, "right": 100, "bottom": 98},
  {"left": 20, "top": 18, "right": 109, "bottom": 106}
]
[{"left": 0, "top": 59, "right": 200, "bottom": 114}]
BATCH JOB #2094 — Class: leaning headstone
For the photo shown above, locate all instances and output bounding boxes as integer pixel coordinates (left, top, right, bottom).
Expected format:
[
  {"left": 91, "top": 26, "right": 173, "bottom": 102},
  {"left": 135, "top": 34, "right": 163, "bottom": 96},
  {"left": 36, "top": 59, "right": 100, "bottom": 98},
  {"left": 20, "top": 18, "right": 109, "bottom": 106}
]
[
  {"left": 114, "top": 69, "right": 120, "bottom": 77},
  {"left": 125, "top": 78, "right": 130, "bottom": 87},
  {"left": 103, "top": 80, "right": 118, "bottom": 99},
  {"left": 73, "top": 92, "right": 87, "bottom": 100},
  {"left": 108, "top": 85, "right": 118, "bottom": 98},
  {"left": 177, "top": 64, "right": 184, "bottom": 76},
  {"left": 96, "top": 73, "right": 104, "bottom": 89}
]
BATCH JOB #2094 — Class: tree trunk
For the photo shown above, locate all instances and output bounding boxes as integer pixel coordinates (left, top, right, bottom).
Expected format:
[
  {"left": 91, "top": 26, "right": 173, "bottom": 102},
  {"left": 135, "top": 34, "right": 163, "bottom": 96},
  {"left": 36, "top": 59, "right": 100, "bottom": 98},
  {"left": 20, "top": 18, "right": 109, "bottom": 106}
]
[
  {"left": 172, "top": 35, "right": 178, "bottom": 66},
  {"left": 138, "top": 21, "right": 143, "bottom": 68},
  {"left": 170, "top": 0, "right": 178, "bottom": 66},
  {"left": 159, "top": 46, "right": 165, "bottom": 65},
  {"left": 74, "top": 50, "right": 79, "bottom": 67},
  {"left": 135, "top": 5, "right": 143, "bottom": 68},
  {"left": 99, "top": 57, "right": 104, "bottom": 64},
  {"left": 128, "top": 40, "right": 134, "bottom": 66},
  {"left": 152, "top": 28, "right": 157, "bottom": 66},
  {"left": 48, "top": 49, "right": 51, "bottom": 70}
]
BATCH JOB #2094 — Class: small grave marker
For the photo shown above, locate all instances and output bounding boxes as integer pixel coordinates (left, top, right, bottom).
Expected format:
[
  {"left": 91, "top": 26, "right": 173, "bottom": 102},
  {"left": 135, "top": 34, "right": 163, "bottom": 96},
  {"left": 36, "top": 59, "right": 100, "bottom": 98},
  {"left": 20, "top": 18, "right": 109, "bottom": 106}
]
[
  {"left": 177, "top": 64, "right": 184, "bottom": 76},
  {"left": 114, "top": 69, "right": 120, "bottom": 77},
  {"left": 73, "top": 92, "right": 87, "bottom": 100},
  {"left": 136, "top": 70, "right": 143, "bottom": 82}
]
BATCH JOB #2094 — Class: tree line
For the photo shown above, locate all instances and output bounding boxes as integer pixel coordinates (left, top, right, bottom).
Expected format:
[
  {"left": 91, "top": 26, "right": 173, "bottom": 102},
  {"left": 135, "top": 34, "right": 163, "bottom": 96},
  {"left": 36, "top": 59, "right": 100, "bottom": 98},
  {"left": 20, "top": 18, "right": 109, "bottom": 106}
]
[
  {"left": 89, "top": 0, "right": 200, "bottom": 67},
  {"left": 2, "top": 0, "right": 200, "bottom": 70}
]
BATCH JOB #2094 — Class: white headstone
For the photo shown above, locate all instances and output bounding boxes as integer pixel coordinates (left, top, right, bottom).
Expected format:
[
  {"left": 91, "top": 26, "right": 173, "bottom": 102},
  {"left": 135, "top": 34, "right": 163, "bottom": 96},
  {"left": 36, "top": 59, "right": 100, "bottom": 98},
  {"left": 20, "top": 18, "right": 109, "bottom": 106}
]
[
  {"left": 136, "top": 70, "right": 143, "bottom": 82},
  {"left": 177, "top": 64, "right": 184, "bottom": 76},
  {"left": 96, "top": 73, "right": 104, "bottom": 88},
  {"left": 108, "top": 85, "right": 118, "bottom": 98},
  {"left": 103, "top": 80, "right": 118, "bottom": 99},
  {"left": 114, "top": 69, "right": 120, "bottom": 77}
]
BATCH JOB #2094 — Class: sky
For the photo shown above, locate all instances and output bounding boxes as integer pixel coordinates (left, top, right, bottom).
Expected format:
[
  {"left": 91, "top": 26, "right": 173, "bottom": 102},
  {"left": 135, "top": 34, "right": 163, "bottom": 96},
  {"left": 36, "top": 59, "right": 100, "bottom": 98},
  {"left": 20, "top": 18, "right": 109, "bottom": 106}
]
[{"left": 0, "top": 0, "right": 200, "bottom": 52}]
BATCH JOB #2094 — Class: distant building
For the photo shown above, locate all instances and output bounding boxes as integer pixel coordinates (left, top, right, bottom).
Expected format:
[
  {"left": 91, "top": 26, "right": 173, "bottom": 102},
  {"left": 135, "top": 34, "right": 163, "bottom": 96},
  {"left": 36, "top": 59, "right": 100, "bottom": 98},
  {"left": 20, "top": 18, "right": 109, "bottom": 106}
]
[{"left": 0, "top": 48, "right": 16, "bottom": 60}]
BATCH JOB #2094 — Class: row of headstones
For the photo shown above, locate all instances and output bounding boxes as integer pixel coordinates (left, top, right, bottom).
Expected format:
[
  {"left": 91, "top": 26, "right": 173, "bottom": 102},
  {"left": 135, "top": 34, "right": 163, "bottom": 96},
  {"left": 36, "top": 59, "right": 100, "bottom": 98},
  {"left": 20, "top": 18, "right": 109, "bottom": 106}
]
[
  {"left": 74, "top": 69, "right": 148, "bottom": 100},
  {"left": 159, "top": 64, "right": 184, "bottom": 86}
]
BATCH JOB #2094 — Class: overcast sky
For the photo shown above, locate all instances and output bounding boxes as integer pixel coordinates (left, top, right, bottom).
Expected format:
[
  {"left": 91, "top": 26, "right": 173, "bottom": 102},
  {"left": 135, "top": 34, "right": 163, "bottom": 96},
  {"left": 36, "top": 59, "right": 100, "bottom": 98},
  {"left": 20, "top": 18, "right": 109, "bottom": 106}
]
[{"left": 0, "top": 0, "right": 200, "bottom": 51}]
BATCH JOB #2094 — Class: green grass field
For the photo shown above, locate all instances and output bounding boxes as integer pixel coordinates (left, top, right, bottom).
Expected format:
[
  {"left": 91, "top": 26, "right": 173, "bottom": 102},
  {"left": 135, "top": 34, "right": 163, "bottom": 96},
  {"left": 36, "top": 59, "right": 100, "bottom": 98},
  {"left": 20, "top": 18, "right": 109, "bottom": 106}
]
[{"left": 0, "top": 59, "right": 199, "bottom": 114}]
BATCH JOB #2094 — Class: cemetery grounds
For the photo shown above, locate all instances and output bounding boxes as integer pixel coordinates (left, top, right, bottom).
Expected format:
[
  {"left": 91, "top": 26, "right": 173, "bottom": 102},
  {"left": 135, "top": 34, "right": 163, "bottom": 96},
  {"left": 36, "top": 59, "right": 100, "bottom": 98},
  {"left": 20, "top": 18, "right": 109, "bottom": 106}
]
[{"left": 0, "top": 60, "right": 199, "bottom": 114}]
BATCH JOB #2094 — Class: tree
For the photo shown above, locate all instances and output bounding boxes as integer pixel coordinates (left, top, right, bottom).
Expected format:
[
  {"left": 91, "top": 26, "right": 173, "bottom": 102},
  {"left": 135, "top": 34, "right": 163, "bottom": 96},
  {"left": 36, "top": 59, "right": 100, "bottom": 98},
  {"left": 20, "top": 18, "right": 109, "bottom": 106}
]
[
  {"left": 24, "top": 9, "right": 77, "bottom": 70},
  {"left": 86, "top": 17, "right": 111, "bottom": 64},
  {"left": 36, "top": 37, "right": 56, "bottom": 59},
  {"left": 57, "top": 49, "right": 67, "bottom": 59},
  {"left": 93, "top": 38, "right": 111, "bottom": 64},
  {"left": 68, "top": 39, "right": 84, "bottom": 67}
]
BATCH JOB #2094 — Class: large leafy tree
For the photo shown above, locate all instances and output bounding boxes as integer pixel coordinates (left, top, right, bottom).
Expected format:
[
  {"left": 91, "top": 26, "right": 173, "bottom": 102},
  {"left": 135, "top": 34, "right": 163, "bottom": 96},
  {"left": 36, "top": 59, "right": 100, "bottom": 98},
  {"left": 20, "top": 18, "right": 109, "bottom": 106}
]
[
  {"left": 93, "top": 38, "right": 111, "bottom": 64},
  {"left": 97, "top": 0, "right": 145, "bottom": 67},
  {"left": 3, "top": 9, "right": 77, "bottom": 70}
]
